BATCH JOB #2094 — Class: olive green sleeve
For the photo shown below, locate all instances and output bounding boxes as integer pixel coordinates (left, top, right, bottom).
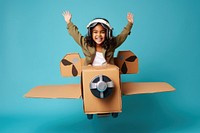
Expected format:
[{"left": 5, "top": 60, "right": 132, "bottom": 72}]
[
  {"left": 114, "top": 22, "right": 133, "bottom": 48},
  {"left": 67, "top": 22, "right": 85, "bottom": 47}
]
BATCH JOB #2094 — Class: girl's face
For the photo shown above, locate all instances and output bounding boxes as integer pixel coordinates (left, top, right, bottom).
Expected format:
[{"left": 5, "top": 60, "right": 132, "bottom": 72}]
[{"left": 92, "top": 24, "right": 106, "bottom": 45}]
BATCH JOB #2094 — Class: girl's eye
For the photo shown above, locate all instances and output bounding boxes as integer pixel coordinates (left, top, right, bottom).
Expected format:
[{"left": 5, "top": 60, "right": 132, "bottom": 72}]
[
  {"left": 92, "top": 30, "right": 105, "bottom": 34},
  {"left": 101, "top": 31, "right": 105, "bottom": 34}
]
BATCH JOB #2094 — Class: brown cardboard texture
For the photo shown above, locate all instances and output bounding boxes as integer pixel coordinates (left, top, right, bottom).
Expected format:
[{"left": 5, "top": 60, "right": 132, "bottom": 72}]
[
  {"left": 25, "top": 84, "right": 81, "bottom": 99},
  {"left": 60, "top": 53, "right": 82, "bottom": 77},
  {"left": 25, "top": 49, "right": 175, "bottom": 119},
  {"left": 121, "top": 82, "right": 175, "bottom": 95},
  {"left": 82, "top": 65, "right": 122, "bottom": 114},
  {"left": 115, "top": 50, "right": 138, "bottom": 74}
]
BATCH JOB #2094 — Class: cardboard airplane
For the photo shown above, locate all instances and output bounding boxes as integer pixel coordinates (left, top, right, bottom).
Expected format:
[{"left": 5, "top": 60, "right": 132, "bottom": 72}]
[{"left": 25, "top": 50, "right": 175, "bottom": 119}]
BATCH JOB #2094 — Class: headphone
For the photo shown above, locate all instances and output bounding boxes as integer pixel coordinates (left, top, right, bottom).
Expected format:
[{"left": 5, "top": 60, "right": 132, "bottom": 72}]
[{"left": 86, "top": 18, "right": 113, "bottom": 40}]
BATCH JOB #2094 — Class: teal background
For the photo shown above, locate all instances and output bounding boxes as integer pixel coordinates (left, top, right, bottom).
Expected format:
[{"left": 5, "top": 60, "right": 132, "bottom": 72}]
[{"left": 0, "top": 0, "right": 200, "bottom": 132}]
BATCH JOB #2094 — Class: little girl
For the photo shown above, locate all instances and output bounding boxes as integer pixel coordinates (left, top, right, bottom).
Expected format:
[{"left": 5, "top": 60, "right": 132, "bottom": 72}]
[{"left": 62, "top": 11, "right": 134, "bottom": 66}]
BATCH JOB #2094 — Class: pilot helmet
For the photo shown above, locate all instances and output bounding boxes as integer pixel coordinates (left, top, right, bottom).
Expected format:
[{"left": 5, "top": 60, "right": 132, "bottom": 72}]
[{"left": 86, "top": 18, "right": 113, "bottom": 40}]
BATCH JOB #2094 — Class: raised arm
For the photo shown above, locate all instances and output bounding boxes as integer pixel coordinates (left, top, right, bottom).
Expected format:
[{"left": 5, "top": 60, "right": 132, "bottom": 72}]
[
  {"left": 114, "top": 12, "right": 134, "bottom": 48},
  {"left": 62, "top": 11, "right": 85, "bottom": 47}
]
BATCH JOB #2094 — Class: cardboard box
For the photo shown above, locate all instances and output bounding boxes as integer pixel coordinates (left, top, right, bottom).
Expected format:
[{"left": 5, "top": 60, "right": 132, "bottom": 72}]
[
  {"left": 115, "top": 50, "right": 138, "bottom": 74},
  {"left": 81, "top": 65, "right": 122, "bottom": 114},
  {"left": 60, "top": 53, "right": 82, "bottom": 77}
]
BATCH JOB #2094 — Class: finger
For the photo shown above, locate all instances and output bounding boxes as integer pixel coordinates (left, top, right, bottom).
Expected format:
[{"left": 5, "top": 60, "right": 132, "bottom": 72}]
[
  {"left": 62, "top": 11, "right": 67, "bottom": 16},
  {"left": 62, "top": 11, "right": 65, "bottom": 16},
  {"left": 130, "top": 13, "right": 133, "bottom": 18},
  {"left": 128, "top": 12, "right": 133, "bottom": 17},
  {"left": 127, "top": 13, "right": 131, "bottom": 19},
  {"left": 129, "top": 13, "right": 133, "bottom": 18}
]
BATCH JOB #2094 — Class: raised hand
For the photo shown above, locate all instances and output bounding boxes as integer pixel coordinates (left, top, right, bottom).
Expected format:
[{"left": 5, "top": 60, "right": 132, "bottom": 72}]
[
  {"left": 127, "top": 12, "right": 134, "bottom": 24},
  {"left": 62, "top": 11, "right": 72, "bottom": 24}
]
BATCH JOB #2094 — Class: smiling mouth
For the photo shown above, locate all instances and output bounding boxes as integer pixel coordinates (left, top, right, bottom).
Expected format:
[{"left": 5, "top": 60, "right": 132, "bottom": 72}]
[
  {"left": 94, "top": 37, "right": 104, "bottom": 43},
  {"left": 96, "top": 38, "right": 103, "bottom": 41}
]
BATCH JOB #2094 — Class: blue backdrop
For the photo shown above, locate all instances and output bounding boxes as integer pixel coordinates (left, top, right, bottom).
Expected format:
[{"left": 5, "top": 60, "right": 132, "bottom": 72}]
[{"left": 1, "top": 0, "right": 200, "bottom": 132}]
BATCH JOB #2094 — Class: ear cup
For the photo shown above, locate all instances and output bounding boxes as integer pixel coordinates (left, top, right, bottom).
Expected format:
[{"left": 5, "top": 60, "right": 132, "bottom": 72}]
[
  {"left": 108, "top": 30, "right": 113, "bottom": 40},
  {"left": 87, "top": 28, "right": 91, "bottom": 37}
]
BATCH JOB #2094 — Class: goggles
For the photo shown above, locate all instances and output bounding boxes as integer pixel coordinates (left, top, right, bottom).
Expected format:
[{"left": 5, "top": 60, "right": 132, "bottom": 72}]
[{"left": 87, "top": 19, "right": 112, "bottom": 30}]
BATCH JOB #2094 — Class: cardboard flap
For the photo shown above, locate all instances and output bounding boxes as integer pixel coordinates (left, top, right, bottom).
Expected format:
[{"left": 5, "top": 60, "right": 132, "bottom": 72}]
[
  {"left": 25, "top": 84, "right": 81, "bottom": 99},
  {"left": 114, "top": 50, "right": 138, "bottom": 74},
  {"left": 121, "top": 82, "right": 175, "bottom": 95},
  {"left": 60, "top": 53, "right": 82, "bottom": 77}
]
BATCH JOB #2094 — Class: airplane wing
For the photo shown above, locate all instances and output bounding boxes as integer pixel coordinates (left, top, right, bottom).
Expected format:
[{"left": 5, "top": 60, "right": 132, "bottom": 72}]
[
  {"left": 121, "top": 82, "right": 175, "bottom": 95},
  {"left": 25, "top": 84, "right": 81, "bottom": 99}
]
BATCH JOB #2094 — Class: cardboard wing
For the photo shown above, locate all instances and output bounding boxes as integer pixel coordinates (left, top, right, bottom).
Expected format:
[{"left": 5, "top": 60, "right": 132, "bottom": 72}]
[
  {"left": 121, "top": 82, "right": 175, "bottom": 95},
  {"left": 115, "top": 51, "right": 138, "bottom": 74},
  {"left": 25, "top": 84, "right": 81, "bottom": 99}
]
